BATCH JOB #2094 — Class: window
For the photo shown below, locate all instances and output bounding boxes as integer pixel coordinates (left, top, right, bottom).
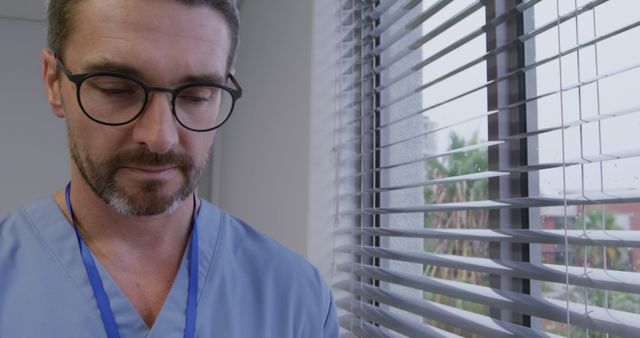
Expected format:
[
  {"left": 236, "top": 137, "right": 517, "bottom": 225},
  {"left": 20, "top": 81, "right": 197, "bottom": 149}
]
[{"left": 334, "top": 0, "right": 640, "bottom": 336}]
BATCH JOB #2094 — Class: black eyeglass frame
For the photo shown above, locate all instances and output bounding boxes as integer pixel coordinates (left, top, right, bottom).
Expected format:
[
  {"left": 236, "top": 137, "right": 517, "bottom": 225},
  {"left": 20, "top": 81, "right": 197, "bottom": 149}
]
[{"left": 56, "top": 56, "right": 243, "bottom": 132}]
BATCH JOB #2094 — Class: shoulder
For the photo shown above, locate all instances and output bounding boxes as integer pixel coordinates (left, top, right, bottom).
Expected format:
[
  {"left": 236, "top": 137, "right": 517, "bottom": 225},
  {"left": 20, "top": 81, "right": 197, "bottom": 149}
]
[
  {"left": 0, "top": 198, "right": 54, "bottom": 243},
  {"left": 0, "top": 197, "right": 70, "bottom": 268},
  {"left": 197, "top": 201, "right": 337, "bottom": 336},
  {"left": 200, "top": 200, "right": 323, "bottom": 285}
]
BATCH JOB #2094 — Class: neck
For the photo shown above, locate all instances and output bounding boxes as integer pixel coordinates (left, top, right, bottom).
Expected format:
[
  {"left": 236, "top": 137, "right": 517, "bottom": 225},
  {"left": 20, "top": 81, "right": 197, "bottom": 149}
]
[
  {"left": 54, "top": 175, "right": 199, "bottom": 328},
  {"left": 54, "top": 177, "right": 196, "bottom": 257}
]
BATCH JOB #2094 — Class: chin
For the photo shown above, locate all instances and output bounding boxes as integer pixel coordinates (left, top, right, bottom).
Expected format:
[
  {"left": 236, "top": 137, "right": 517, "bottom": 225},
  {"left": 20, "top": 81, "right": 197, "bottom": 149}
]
[{"left": 106, "top": 180, "right": 192, "bottom": 216}]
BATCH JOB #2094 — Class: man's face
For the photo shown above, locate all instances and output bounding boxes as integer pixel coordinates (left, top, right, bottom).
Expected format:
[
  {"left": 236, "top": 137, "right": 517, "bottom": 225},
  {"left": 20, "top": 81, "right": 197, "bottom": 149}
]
[{"left": 46, "top": 0, "right": 232, "bottom": 215}]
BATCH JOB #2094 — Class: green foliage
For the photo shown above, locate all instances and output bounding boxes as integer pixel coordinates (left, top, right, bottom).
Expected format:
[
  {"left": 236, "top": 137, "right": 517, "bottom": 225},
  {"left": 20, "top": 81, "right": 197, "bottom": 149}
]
[
  {"left": 424, "top": 131, "right": 488, "bottom": 205},
  {"left": 422, "top": 131, "right": 490, "bottom": 336},
  {"left": 574, "top": 208, "right": 619, "bottom": 230},
  {"left": 544, "top": 209, "right": 639, "bottom": 337},
  {"left": 573, "top": 209, "right": 627, "bottom": 270},
  {"left": 423, "top": 132, "right": 639, "bottom": 337}
]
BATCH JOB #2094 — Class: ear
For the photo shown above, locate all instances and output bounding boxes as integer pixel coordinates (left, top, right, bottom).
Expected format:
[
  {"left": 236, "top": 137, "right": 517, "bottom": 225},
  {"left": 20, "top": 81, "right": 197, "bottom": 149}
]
[{"left": 42, "top": 49, "right": 66, "bottom": 118}]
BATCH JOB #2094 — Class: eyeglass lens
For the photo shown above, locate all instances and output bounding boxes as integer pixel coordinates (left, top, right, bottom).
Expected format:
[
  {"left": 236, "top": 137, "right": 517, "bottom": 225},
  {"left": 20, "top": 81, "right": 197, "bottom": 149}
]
[{"left": 79, "top": 74, "right": 233, "bottom": 130}]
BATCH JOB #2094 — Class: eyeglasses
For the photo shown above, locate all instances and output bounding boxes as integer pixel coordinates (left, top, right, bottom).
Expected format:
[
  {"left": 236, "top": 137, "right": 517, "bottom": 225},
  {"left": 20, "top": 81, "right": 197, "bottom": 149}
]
[{"left": 56, "top": 57, "right": 242, "bottom": 132}]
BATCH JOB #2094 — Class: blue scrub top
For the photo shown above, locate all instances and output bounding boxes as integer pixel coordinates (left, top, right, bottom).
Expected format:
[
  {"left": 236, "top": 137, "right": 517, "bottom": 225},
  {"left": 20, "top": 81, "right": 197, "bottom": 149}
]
[{"left": 0, "top": 198, "right": 338, "bottom": 337}]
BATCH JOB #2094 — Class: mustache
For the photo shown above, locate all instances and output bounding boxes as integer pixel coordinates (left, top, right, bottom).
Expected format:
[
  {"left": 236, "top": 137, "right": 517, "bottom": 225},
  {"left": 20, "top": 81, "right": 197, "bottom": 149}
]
[{"left": 104, "top": 147, "right": 194, "bottom": 170}]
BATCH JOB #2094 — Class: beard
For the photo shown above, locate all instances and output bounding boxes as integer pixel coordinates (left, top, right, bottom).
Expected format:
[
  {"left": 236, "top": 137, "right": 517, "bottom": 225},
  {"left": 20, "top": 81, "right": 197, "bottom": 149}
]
[{"left": 68, "top": 136, "right": 206, "bottom": 216}]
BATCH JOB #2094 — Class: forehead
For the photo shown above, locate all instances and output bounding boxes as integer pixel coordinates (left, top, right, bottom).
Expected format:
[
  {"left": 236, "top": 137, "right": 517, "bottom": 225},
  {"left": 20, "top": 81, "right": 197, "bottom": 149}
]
[{"left": 64, "top": 0, "right": 232, "bottom": 82}]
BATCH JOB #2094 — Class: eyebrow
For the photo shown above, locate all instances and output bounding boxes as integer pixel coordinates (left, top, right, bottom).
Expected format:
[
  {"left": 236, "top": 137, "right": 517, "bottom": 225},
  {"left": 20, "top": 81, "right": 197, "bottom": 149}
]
[{"left": 81, "top": 61, "right": 227, "bottom": 85}]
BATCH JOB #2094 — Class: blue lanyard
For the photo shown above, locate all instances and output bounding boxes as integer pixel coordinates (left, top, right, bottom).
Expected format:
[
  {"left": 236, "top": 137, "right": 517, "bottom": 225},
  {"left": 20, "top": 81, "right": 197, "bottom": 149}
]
[{"left": 65, "top": 183, "right": 199, "bottom": 338}]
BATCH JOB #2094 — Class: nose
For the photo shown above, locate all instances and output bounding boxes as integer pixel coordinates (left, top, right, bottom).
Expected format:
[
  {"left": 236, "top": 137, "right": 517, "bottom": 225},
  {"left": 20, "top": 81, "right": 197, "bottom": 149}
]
[{"left": 131, "top": 92, "right": 179, "bottom": 154}]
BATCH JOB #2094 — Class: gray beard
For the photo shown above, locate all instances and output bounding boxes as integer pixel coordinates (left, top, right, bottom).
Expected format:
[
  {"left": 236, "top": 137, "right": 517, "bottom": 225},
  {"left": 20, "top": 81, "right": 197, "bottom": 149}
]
[{"left": 68, "top": 132, "right": 205, "bottom": 216}]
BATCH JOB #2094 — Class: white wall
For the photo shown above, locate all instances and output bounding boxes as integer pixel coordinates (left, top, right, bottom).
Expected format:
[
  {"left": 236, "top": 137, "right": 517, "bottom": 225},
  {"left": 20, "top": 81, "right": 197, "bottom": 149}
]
[
  {"left": 0, "top": 16, "right": 69, "bottom": 217},
  {"left": 213, "top": 0, "right": 313, "bottom": 257},
  {"left": 213, "top": 0, "right": 338, "bottom": 277}
]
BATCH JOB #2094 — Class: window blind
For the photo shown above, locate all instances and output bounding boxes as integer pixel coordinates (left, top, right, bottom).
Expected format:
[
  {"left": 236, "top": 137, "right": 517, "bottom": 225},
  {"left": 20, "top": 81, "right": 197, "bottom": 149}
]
[{"left": 334, "top": 0, "right": 640, "bottom": 337}]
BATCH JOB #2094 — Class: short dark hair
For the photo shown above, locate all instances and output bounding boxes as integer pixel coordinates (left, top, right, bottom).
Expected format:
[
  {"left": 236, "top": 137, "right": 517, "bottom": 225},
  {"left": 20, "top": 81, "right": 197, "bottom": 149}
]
[{"left": 46, "top": 0, "right": 240, "bottom": 69}]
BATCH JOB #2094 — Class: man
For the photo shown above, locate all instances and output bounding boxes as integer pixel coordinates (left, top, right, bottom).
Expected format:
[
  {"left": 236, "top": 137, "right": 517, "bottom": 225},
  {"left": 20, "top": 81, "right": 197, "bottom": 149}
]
[{"left": 0, "top": 0, "right": 338, "bottom": 337}]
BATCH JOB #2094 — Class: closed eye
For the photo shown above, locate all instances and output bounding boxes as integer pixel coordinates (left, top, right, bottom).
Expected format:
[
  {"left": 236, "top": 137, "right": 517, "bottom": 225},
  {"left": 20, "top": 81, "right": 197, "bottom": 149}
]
[
  {"left": 180, "top": 95, "right": 210, "bottom": 103},
  {"left": 177, "top": 86, "right": 218, "bottom": 104},
  {"left": 99, "top": 87, "right": 137, "bottom": 96}
]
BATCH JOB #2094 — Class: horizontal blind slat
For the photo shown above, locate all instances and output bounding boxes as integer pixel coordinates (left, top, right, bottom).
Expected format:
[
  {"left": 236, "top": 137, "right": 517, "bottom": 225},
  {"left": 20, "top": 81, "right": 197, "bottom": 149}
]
[
  {"left": 339, "top": 0, "right": 626, "bottom": 126},
  {"left": 376, "top": 0, "right": 546, "bottom": 91},
  {"left": 343, "top": 20, "right": 640, "bottom": 136},
  {"left": 336, "top": 171, "right": 508, "bottom": 197},
  {"left": 372, "top": 1, "right": 482, "bottom": 69},
  {"left": 336, "top": 245, "right": 640, "bottom": 293},
  {"left": 377, "top": 28, "right": 640, "bottom": 120},
  {"left": 371, "top": 1, "right": 470, "bottom": 54},
  {"left": 336, "top": 297, "right": 459, "bottom": 338},
  {"left": 334, "top": 227, "right": 640, "bottom": 247},
  {"left": 368, "top": 0, "right": 405, "bottom": 20},
  {"left": 338, "top": 314, "right": 396, "bottom": 338},
  {"left": 375, "top": 101, "right": 640, "bottom": 155},
  {"left": 336, "top": 1, "right": 640, "bottom": 337},
  {"left": 370, "top": 0, "right": 426, "bottom": 38},
  {"left": 339, "top": 145, "right": 640, "bottom": 186},
  {"left": 338, "top": 158, "right": 640, "bottom": 201},
  {"left": 335, "top": 280, "right": 566, "bottom": 338},
  {"left": 337, "top": 191, "right": 640, "bottom": 214},
  {"left": 371, "top": 0, "right": 603, "bottom": 84},
  {"left": 340, "top": 58, "right": 640, "bottom": 165},
  {"left": 338, "top": 263, "right": 640, "bottom": 336}
]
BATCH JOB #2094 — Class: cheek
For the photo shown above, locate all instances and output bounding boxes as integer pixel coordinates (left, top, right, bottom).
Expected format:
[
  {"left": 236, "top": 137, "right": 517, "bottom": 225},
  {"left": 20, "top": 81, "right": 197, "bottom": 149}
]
[
  {"left": 68, "top": 116, "right": 132, "bottom": 161},
  {"left": 185, "top": 132, "right": 215, "bottom": 165}
]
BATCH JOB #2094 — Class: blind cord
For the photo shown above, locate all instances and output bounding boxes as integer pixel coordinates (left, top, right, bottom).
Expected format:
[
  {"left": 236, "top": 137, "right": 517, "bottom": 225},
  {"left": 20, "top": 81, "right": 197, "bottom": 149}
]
[{"left": 553, "top": 0, "right": 572, "bottom": 335}]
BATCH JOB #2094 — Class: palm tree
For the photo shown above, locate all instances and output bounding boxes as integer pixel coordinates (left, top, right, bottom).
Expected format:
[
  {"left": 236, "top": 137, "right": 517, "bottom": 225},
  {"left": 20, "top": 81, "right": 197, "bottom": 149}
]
[
  {"left": 424, "top": 131, "right": 489, "bottom": 282},
  {"left": 422, "top": 131, "right": 490, "bottom": 334}
]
